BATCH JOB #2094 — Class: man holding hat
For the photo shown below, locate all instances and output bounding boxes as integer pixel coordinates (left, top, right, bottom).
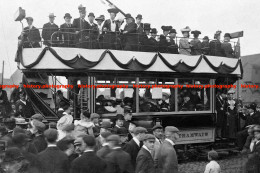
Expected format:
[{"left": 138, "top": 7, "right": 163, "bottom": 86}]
[
  {"left": 209, "top": 30, "right": 225, "bottom": 57},
  {"left": 152, "top": 124, "right": 164, "bottom": 168},
  {"left": 105, "top": 135, "right": 134, "bottom": 173},
  {"left": 136, "top": 134, "right": 156, "bottom": 173},
  {"left": 19, "top": 17, "right": 41, "bottom": 48},
  {"left": 221, "top": 33, "right": 234, "bottom": 58},
  {"left": 122, "top": 13, "right": 138, "bottom": 51},
  {"left": 42, "top": 13, "right": 59, "bottom": 47},
  {"left": 158, "top": 126, "right": 179, "bottom": 173},
  {"left": 60, "top": 13, "right": 75, "bottom": 47},
  {"left": 167, "top": 29, "right": 179, "bottom": 54},
  {"left": 72, "top": 5, "right": 91, "bottom": 48},
  {"left": 123, "top": 126, "right": 147, "bottom": 168},
  {"left": 190, "top": 30, "right": 202, "bottom": 55},
  {"left": 71, "top": 135, "right": 106, "bottom": 173},
  {"left": 38, "top": 129, "right": 69, "bottom": 173}
]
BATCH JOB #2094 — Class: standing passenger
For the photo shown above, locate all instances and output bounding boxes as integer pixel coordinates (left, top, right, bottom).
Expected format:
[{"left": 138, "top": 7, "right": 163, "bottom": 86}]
[
  {"left": 209, "top": 30, "right": 224, "bottom": 56},
  {"left": 179, "top": 26, "right": 191, "bottom": 55},
  {"left": 190, "top": 30, "right": 202, "bottom": 55},
  {"left": 42, "top": 13, "right": 59, "bottom": 47},
  {"left": 60, "top": 13, "right": 75, "bottom": 47},
  {"left": 221, "top": 33, "right": 234, "bottom": 58}
]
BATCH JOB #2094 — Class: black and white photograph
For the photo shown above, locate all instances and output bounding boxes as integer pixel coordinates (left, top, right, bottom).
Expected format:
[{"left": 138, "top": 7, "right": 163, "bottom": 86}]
[{"left": 0, "top": 0, "right": 260, "bottom": 172}]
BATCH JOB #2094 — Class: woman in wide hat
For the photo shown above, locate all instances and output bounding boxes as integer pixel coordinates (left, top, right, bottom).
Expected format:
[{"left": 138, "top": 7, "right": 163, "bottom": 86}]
[
  {"left": 179, "top": 26, "right": 192, "bottom": 55},
  {"left": 190, "top": 30, "right": 202, "bottom": 55}
]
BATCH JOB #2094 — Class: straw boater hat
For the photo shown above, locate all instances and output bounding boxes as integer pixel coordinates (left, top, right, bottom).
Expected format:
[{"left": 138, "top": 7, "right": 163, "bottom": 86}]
[
  {"left": 95, "top": 15, "right": 105, "bottom": 21},
  {"left": 181, "top": 26, "right": 191, "bottom": 33},
  {"left": 48, "top": 13, "right": 56, "bottom": 18}
]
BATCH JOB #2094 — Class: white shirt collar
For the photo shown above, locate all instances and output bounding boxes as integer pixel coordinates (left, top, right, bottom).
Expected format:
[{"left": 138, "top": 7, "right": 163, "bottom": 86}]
[
  {"left": 116, "top": 125, "right": 121, "bottom": 128},
  {"left": 102, "top": 142, "right": 109, "bottom": 147},
  {"left": 165, "top": 138, "right": 175, "bottom": 146},
  {"left": 20, "top": 99, "right": 26, "bottom": 105},
  {"left": 133, "top": 137, "right": 140, "bottom": 147},
  {"left": 84, "top": 149, "right": 94, "bottom": 152},
  {"left": 142, "top": 145, "right": 151, "bottom": 154},
  {"left": 48, "top": 144, "right": 57, "bottom": 147},
  {"left": 112, "top": 147, "right": 121, "bottom": 150}
]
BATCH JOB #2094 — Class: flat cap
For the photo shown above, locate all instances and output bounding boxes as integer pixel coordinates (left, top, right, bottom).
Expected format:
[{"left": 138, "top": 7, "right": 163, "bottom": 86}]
[
  {"left": 31, "top": 114, "right": 44, "bottom": 122},
  {"left": 107, "top": 134, "right": 120, "bottom": 142},
  {"left": 62, "top": 123, "right": 75, "bottom": 132},
  {"left": 133, "top": 127, "right": 147, "bottom": 135},
  {"left": 90, "top": 113, "right": 100, "bottom": 119},
  {"left": 44, "top": 128, "right": 58, "bottom": 141},
  {"left": 49, "top": 122, "right": 57, "bottom": 129},
  {"left": 32, "top": 120, "right": 46, "bottom": 132},
  {"left": 165, "top": 126, "right": 179, "bottom": 133},
  {"left": 116, "top": 114, "right": 124, "bottom": 120},
  {"left": 152, "top": 124, "right": 163, "bottom": 131},
  {"left": 74, "top": 138, "right": 82, "bottom": 146},
  {"left": 208, "top": 150, "right": 218, "bottom": 160},
  {"left": 3, "top": 147, "right": 24, "bottom": 162},
  {"left": 101, "top": 131, "right": 112, "bottom": 139},
  {"left": 117, "top": 127, "right": 128, "bottom": 136},
  {"left": 101, "top": 121, "right": 111, "bottom": 129},
  {"left": 143, "top": 134, "right": 155, "bottom": 141}
]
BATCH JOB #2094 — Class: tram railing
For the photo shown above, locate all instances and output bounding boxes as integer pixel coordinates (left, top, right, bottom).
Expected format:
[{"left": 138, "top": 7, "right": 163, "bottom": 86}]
[{"left": 18, "top": 27, "right": 240, "bottom": 58}]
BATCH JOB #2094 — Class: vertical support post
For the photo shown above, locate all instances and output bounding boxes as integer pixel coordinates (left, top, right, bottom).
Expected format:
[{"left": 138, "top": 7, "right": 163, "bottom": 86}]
[
  {"left": 175, "top": 78, "right": 178, "bottom": 112},
  {"left": 136, "top": 77, "right": 139, "bottom": 113}
]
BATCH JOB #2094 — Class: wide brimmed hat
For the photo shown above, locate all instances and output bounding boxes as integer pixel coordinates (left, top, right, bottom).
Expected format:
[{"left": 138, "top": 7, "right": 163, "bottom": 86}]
[
  {"left": 95, "top": 15, "right": 105, "bottom": 21},
  {"left": 143, "top": 23, "right": 151, "bottom": 31},
  {"left": 25, "top": 17, "right": 33, "bottom": 21},
  {"left": 169, "top": 29, "right": 177, "bottom": 34},
  {"left": 181, "top": 26, "right": 191, "bottom": 32},
  {"left": 78, "top": 5, "right": 86, "bottom": 13},
  {"left": 136, "top": 14, "right": 142, "bottom": 19},
  {"left": 161, "top": 26, "right": 172, "bottom": 31},
  {"left": 150, "top": 28, "right": 158, "bottom": 34},
  {"left": 107, "top": 8, "right": 119, "bottom": 14},
  {"left": 48, "top": 13, "right": 56, "bottom": 18},
  {"left": 191, "top": 30, "right": 201, "bottom": 35},
  {"left": 203, "top": 36, "right": 209, "bottom": 40},
  {"left": 101, "top": 121, "right": 112, "bottom": 129},
  {"left": 64, "top": 13, "right": 72, "bottom": 19},
  {"left": 125, "top": 13, "right": 133, "bottom": 19},
  {"left": 88, "top": 12, "right": 95, "bottom": 18},
  {"left": 224, "top": 33, "right": 231, "bottom": 38}
]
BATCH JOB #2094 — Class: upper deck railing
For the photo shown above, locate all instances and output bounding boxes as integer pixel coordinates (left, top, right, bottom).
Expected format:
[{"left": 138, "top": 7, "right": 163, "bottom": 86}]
[{"left": 18, "top": 27, "right": 240, "bottom": 58}]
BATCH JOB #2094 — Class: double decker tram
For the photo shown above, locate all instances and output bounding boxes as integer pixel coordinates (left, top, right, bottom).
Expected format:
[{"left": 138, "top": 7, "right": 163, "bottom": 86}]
[{"left": 16, "top": 27, "right": 243, "bottom": 157}]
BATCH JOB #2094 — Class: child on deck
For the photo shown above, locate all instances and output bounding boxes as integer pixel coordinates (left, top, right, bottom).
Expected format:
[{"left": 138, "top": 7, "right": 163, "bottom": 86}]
[{"left": 204, "top": 150, "right": 221, "bottom": 173}]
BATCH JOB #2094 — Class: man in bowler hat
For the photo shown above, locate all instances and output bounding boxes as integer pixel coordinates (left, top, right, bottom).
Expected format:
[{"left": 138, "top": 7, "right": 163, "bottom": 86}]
[
  {"left": 42, "top": 13, "right": 59, "bottom": 47},
  {"left": 60, "top": 13, "right": 75, "bottom": 47},
  {"left": 167, "top": 28, "right": 179, "bottom": 54}
]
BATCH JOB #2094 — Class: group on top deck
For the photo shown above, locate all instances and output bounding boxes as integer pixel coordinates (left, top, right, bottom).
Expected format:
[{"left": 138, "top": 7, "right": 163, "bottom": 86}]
[{"left": 18, "top": 5, "right": 237, "bottom": 58}]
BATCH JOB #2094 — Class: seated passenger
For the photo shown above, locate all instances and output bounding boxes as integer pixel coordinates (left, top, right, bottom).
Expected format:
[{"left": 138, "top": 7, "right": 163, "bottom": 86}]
[
  {"left": 60, "top": 13, "right": 75, "bottom": 47},
  {"left": 167, "top": 29, "right": 179, "bottom": 54},
  {"left": 201, "top": 36, "right": 210, "bottom": 55},
  {"left": 148, "top": 28, "right": 158, "bottom": 52},
  {"left": 179, "top": 26, "right": 192, "bottom": 55},
  {"left": 159, "top": 26, "right": 172, "bottom": 53},
  {"left": 122, "top": 13, "right": 138, "bottom": 51},
  {"left": 190, "top": 89, "right": 201, "bottom": 108},
  {"left": 190, "top": 30, "right": 202, "bottom": 55},
  {"left": 19, "top": 17, "right": 41, "bottom": 48},
  {"left": 209, "top": 30, "right": 225, "bottom": 56},
  {"left": 159, "top": 93, "right": 170, "bottom": 112},
  {"left": 42, "top": 13, "right": 59, "bottom": 47},
  {"left": 221, "top": 33, "right": 234, "bottom": 58},
  {"left": 179, "top": 96, "right": 194, "bottom": 111}
]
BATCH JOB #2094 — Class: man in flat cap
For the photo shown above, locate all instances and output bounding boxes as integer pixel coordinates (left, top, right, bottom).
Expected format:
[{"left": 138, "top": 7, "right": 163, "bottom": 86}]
[
  {"left": 42, "top": 13, "right": 59, "bottom": 47},
  {"left": 38, "top": 129, "right": 69, "bottom": 173},
  {"left": 105, "top": 135, "right": 134, "bottom": 173},
  {"left": 30, "top": 120, "right": 47, "bottom": 152},
  {"left": 91, "top": 113, "right": 101, "bottom": 137},
  {"left": 123, "top": 126, "right": 147, "bottom": 169},
  {"left": 190, "top": 30, "right": 202, "bottom": 55},
  {"left": 113, "top": 114, "right": 125, "bottom": 134},
  {"left": 31, "top": 113, "right": 44, "bottom": 122},
  {"left": 152, "top": 124, "right": 164, "bottom": 168},
  {"left": 167, "top": 29, "right": 179, "bottom": 54},
  {"left": 96, "top": 131, "right": 111, "bottom": 159},
  {"left": 96, "top": 121, "right": 112, "bottom": 150},
  {"left": 72, "top": 5, "right": 91, "bottom": 48},
  {"left": 122, "top": 13, "right": 138, "bottom": 51},
  {"left": 136, "top": 134, "right": 156, "bottom": 173},
  {"left": 102, "top": 8, "right": 121, "bottom": 49},
  {"left": 71, "top": 135, "right": 106, "bottom": 173},
  {"left": 60, "top": 13, "right": 75, "bottom": 47},
  {"left": 158, "top": 126, "right": 179, "bottom": 173},
  {"left": 221, "top": 33, "right": 234, "bottom": 58},
  {"left": 19, "top": 17, "right": 41, "bottom": 48}
]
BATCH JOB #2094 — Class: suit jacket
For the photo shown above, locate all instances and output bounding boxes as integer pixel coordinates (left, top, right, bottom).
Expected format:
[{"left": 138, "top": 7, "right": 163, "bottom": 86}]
[
  {"left": 157, "top": 140, "right": 178, "bottom": 173},
  {"left": 105, "top": 148, "right": 134, "bottom": 173},
  {"left": 89, "top": 23, "right": 99, "bottom": 39},
  {"left": 97, "top": 145, "right": 111, "bottom": 159},
  {"left": 15, "top": 99, "right": 35, "bottom": 118},
  {"left": 20, "top": 26, "right": 41, "bottom": 48},
  {"left": 0, "top": 90, "right": 11, "bottom": 116},
  {"left": 71, "top": 151, "right": 106, "bottom": 173},
  {"left": 209, "top": 40, "right": 225, "bottom": 57},
  {"left": 167, "top": 38, "right": 179, "bottom": 54},
  {"left": 123, "top": 22, "right": 138, "bottom": 44},
  {"left": 123, "top": 138, "right": 141, "bottom": 169},
  {"left": 136, "top": 23, "right": 144, "bottom": 34},
  {"left": 221, "top": 42, "right": 234, "bottom": 58},
  {"left": 151, "top": 138, "right": 162, "bottom": 168},
  {"left": 102, "top": 19, "right": 120, "bottom": 32},
  {"left": 38, "top": 146, "right": 69, "bottom": 173},
  {"left": 148, "top": 37, "right": 158, "bottom": 52},
  {"left": 42, "top": 22, "right": 59, "bottom": 45},
  {"left": 72, "top": 18, "right": 91, "bottom": 39},
  {"left": 248, "top": 141, "right": 260, "bottom": 172},
  {"left": 33, "top": 134, "right": 47, "bottom": 153},
  {"left": 136, "top": 147, "right": 155, "bottom": 173},
  {"left": 60, "top": 23, "right": 75, "bottom": 47}
]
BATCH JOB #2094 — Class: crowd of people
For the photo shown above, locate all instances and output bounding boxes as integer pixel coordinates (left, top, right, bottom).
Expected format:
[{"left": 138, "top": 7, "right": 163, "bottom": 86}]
[{"left": 18, "top": 5, "right": 237, "bottom": 58}]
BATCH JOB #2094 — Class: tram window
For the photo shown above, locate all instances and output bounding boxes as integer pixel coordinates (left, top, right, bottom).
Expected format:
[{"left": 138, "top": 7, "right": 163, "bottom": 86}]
[{"left": 178, "top": 79, "right": 210, "bottom": 111}]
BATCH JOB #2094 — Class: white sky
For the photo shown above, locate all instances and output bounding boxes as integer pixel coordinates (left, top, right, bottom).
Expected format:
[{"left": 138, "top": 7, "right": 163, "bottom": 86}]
[{"left": 0, "top": 0, "right": 260, "bottom": 78}]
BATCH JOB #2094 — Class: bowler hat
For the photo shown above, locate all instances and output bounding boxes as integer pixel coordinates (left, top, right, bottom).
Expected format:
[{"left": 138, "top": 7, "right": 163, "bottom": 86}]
[
  {"left": 133, "top": 127, "right": 147, "bottom": 135},
  {"left": 107, "top": 134, "right": 120, "bottom": 143},
  {"left": 161, "top": 26, "right": 172, "bottom": 31},
  {"left": 191, "top": 30, "right": 201, "bottom": 35},
  {"left": 125, "top": 13, "right": 133, "bottom": 19},
  {"left": 136, "top": 14, "right": 142, "bottom": 19},
  {"left": 31, "top": 113, "right": 44, "bottom": 122},
  {"left": 152, "top": 124, "right": 163, "bottom": 131},
  {"left": 181, "top": 26, "right": 191, "bottom": 32},
  {"left": 116, "top": 114, "right": 124, "bottom": 120},
  {"left": 95, "top": 15, "right": 105, "bottom": 21},
  {"left": 3, "top": 147, "right": 24, "bottom": 162},
  {"left": 143, "top": 23, "right": 151, "bottom": 31},
  {"left": 224, "top": 33, "right": 231, "bottom": 38},
  {"left": 88, "top": 12, "right": 95, "bottom": 18},
  {"left": 48, "top": 13, "right": 56, "bottom": 18},
  {"left": 150, "top": 28, "right": 158, "bottom": 34},
  {"left": 64, "top": 13, "right": 72, "bottom": 19},
  {"left": 117, "top": 127, "right": 128, "bottom": 136},
  {"left": 32, "top": 120, "right": 46, "bottom": 132},
  {"left": 165, "top": 126, "right": 179, "bottom": 133},
  {"left": 44, "top": 128, "right": 58, "bottom": 142},
  {"left": 25, "top": 17, "right": 33, "bottom": 21},
  {"left": 169, "top": 29, "right": 177, "bottom": 34},
  {"left": 143, "top": 134, "right": 155, "bottom": 141},
  {"left": 107, "top": 8, "right": 119, "bottom": 14}
]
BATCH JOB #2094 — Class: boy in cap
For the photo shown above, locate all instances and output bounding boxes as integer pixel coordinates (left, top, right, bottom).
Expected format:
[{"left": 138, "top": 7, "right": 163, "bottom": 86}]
[
  {"left": 123, "top": 126, "right": 147, "bottom": 168},
  {"left": 221, "top": 33, "right": 234, "bottom": 58},
  {"left": 105, "top": 135, "right": 134, "bottom": 173},
  {"left": 190, "top": 30, "right": 202, "bottom": 55},
  {"left": 113, "top": 114, "right": 125, "bottom": 134},
  {"left": 19, "top": 17, "right": 41, "bottom": 48},
  {"left": 209, "top": 30, "right": 225, "bottom": 56},
  {"left": 60, "top": 13, "right": 75, "bottom": 47},
  {"left": 204, "top": 150, "right": 221, "bottom": 173},
  {"left": 158, "top": 126, "right": 179, "bottom": 173},
  {"left": 71, "top": 135, "right": 106, "bottom": 173},
  {"left": 42, "top": 13, "right": 59, "bottom": 47},
  {"left": 136, "top": 134, "right": 156, "bottom": 173},
  {"left": 38, "top": 129, "right": 69, "bottom": 173},
  {"left": 96, "top": 131, "right": 111, "bottom": 159},
  {"left": 72, "top": 5, "right": 91, "bottom": 48}
]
